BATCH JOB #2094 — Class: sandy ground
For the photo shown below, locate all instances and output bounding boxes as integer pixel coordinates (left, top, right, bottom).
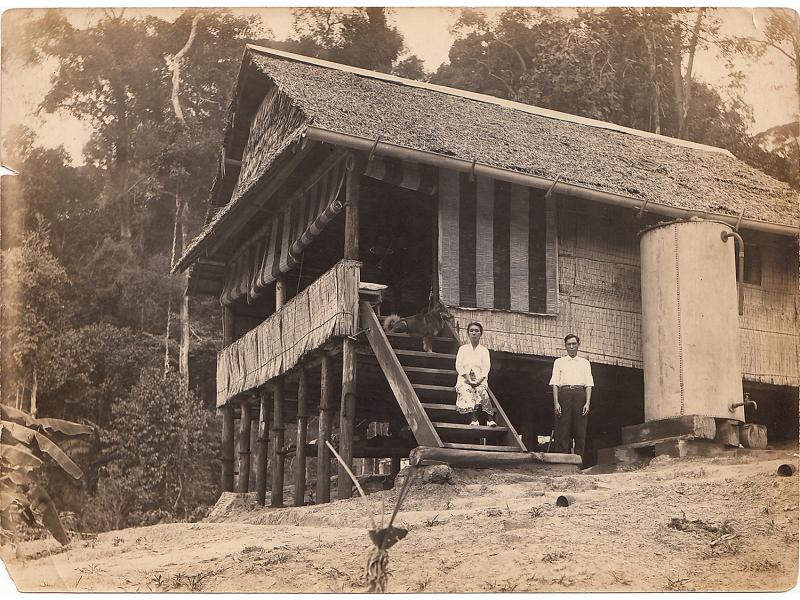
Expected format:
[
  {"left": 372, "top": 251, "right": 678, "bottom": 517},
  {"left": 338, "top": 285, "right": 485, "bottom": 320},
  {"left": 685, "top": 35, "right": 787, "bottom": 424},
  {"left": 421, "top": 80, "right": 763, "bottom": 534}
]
[{"left": 3, "top": 449, "right": 798, "bottom": 593}]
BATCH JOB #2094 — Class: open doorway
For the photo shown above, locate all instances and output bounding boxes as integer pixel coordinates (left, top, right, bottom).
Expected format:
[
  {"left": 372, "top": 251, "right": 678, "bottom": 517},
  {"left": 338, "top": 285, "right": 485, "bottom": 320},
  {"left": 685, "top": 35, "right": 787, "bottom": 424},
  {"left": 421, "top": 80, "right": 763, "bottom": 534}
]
[{"left": 359, "top": 177, "right": 436, "bottom": 317}]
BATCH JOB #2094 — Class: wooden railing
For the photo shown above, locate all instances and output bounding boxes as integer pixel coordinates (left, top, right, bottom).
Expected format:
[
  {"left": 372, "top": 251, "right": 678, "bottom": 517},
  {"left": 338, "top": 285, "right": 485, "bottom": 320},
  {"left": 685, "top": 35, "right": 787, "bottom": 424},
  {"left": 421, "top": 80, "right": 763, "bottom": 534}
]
[{"left": 216, "top": 259, "right": 360, "bottom": 406}]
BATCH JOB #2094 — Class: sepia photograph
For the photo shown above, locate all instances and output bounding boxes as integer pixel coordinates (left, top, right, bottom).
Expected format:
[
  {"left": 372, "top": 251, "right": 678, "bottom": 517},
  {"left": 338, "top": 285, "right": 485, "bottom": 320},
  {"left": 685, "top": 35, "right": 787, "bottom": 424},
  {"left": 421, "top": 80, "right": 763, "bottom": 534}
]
[{"left": 0, "top": 3, "right": 798, "bottom": 593}]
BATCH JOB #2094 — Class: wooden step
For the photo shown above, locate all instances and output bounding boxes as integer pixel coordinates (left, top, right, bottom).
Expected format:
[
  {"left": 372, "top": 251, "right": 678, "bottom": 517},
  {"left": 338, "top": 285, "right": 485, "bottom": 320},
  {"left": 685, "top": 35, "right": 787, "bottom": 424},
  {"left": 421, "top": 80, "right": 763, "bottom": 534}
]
[
  {"left": 386, "top": 332, "right": 455, "bottom": 353},
  {"left": 412, "top": 383, "right": 455, "bottom": 399},
  {"left": 394, "top": 349, "right": 457, "bottom": 367},
  {"left": 442, "top": 442, "right": 519, "bottom": 452},
  {"left": 433, "top": 422, "right": 508, "bottom": 435},
  {"left": 386, "top": 333, "right": 453, "bottom": 343},
  {"left": 403, "top": 366, "right": 457, "bottom": 385}
]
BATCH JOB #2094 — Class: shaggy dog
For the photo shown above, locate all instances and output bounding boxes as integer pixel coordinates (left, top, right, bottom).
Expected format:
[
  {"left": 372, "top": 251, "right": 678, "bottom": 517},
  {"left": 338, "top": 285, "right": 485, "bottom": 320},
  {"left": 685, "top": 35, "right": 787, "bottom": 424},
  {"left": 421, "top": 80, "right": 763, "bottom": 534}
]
[{"left": 382, "top": 302, "right": 453, "bottom": 352}]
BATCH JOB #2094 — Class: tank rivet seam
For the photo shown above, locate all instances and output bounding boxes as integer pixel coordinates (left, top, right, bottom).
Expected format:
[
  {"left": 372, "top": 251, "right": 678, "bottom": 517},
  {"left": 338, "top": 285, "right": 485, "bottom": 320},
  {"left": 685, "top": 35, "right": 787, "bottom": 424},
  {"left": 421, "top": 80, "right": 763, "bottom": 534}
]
[{"left": 674, "top": 225, "right": 685, "bottom": 415}]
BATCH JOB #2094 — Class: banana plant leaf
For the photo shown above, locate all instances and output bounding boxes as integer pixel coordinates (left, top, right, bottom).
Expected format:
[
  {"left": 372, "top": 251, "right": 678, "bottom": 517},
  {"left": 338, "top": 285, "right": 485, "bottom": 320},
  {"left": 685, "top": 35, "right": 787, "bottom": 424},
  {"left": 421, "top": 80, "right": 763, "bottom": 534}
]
[
  {"left": 0, "top": 405, "right": 93, "bottom": 436},
  {"left": 35, "top": 418, "right": 94, "bottom": 436},
  {"left": 0, "top": 404, "right": 35, "bottom": 427},
  {"left": 0, "top": 443, "right": 44, "bottom": 469},
  {"left": 0, "top": 489, "right": 27, "bottom": 512},
  {"left": 29, "top": 485, "right": 70, "bottom": 545},
  {"left": 0, "top": 421, "right": 82, "bottom": 479},
  {"left": 1, "top": 420, "right": 36, "bottom": 445}
]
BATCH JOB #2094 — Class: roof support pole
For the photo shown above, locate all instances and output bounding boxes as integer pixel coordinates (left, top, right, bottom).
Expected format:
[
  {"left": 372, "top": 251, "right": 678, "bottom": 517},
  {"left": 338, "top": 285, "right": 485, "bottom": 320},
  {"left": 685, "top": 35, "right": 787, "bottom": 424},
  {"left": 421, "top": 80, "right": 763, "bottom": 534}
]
[
  {"left": 316, "top": 353, "right": 334, "bottom": 504},
  {"left": 337, "top": 337, "right": 357, "bottom": 500},
  {"left": 292, "top": 368, "right": 309, "bottom": 506},
  {"left": 236, "top": 400, "right": 252, "bottom": 493},
  {"left": 270, "top": 278, "right": 287, "bottom": 507},
  {"left": 255, "top": 387, "right": 270, "bottom": 506},
  {"left": 220, "top": 404, "right": 235, "bottom": 493},
  {"left": 307, "top": 127, "right": 799, "bottom": 238}
]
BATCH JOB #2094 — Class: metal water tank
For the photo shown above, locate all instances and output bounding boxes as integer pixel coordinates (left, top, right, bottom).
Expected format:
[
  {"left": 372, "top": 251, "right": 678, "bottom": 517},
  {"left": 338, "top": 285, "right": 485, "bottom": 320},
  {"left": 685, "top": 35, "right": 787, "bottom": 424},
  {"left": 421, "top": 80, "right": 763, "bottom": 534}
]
[{"left": 639, "top": 219, "right": 744, "bottom": 422}]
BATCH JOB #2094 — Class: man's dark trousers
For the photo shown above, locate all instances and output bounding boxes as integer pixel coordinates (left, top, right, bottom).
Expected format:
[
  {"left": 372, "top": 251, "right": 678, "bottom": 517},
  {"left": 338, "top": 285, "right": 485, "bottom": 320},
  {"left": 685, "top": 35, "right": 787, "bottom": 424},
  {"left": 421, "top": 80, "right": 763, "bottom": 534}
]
[{"left": 554, "top": 386, "right": 587, "bottom": 458}]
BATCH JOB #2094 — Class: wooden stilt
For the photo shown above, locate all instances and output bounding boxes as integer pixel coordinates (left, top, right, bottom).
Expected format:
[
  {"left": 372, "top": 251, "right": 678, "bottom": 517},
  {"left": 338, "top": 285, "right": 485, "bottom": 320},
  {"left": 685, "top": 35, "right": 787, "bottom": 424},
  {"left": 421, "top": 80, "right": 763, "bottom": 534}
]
[
  {"left": 337, "top": 337, "right": 357, "bottom": 500},
  {"left": 220, "top": 305, "right": 236, "bottom": 493},
  {"left": 293, "top": 369, "right": 309, "bottom": 506},
  {"left": 391, "top": 456, "right": 401, "bottom": 476},
  {"left": 221, "top": 404, "right": 235, "bottom": 492},
  {"left": 236, "top": 401, "right": 252, "bottom": 493},
  {"left": 255, "top": 388, "right": 270, "bottom": 506},
  {"left": 317, "top": 353, "right": 334, "bottom": 504},
  {"left": 270, "top": 378, "right": 285, "bottom": 507}
]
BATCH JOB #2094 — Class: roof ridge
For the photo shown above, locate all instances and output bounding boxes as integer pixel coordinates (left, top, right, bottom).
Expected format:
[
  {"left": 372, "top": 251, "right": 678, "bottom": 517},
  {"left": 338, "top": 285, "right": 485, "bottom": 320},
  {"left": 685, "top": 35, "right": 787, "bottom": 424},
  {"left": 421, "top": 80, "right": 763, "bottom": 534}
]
[{"left": 245, "top": 44, "right": 733, "bottom": 157}]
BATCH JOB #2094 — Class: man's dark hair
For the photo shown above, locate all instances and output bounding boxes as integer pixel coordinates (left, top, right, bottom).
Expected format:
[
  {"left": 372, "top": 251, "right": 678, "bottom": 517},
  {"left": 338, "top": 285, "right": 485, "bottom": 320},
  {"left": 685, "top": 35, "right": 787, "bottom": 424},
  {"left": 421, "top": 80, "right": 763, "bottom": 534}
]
[
  {"left": 466, "top": 322, "right": 484, "bottom": 334},
  {"left": 564, "top": 334, "right": 580, "bottom": 345}
]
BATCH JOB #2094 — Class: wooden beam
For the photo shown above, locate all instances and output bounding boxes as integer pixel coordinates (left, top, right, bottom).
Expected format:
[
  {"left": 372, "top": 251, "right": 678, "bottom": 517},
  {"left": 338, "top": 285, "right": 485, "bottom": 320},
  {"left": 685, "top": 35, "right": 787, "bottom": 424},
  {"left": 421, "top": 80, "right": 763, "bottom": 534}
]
[
  {"left": 344, "top": 154, "right": 363, "bottom": 260},
  {"left": 410, "top": 446, "right": 583, "bottom": 469},
  {"left": 293, "top": 369, "right": 309, "bottom": 506},
  {"left": 621, "top": 415, "right": 716, "bottom": 445},
  {"left": 236, "top": 401, "right": 252, "bottom": 493},
  {"left": 337, "top": 337, "right": 357, "bottom": 500},
  {"left": 316, "top": 354, "right": 334, "bottom": 504},
  {"left": 221, "top": 404, "right": 235, "bottom": 492},
  {"left": 270, "top": 377, "right": 286, "bottom": 507},
  {"left": 255, "top": 388, "right": 270, "bottom": 505}
]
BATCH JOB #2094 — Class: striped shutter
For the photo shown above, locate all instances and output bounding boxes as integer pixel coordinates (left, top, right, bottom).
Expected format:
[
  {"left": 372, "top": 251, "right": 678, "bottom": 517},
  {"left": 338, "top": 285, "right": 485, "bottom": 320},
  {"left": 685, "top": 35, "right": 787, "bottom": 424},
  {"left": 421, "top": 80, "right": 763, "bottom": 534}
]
[
  {"left": 364, "top": 156, "right": 437, "bottom": 195},
  {"left": 220, "top": 157, "right": 348, "bottom": 305},
  {"left": 438, "top": 171, "right": 558, "bottom": 314}
]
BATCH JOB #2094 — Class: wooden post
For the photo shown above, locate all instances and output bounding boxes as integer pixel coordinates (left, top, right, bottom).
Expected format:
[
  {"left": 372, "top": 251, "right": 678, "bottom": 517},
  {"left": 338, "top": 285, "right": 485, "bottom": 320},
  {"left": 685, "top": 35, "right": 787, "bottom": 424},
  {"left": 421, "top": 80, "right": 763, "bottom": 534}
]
[
  {"left": 391, "top": 456, "right": 401, "bottom": 476},
  {"left": 317, "top": 353, "right": 334, "bottom": 504},
  {"left": 221, "top": 404, "right": 235, "bottom": 492},
  {"left": 344, "top": 154, "right": 362, "bottom": 261},
  {"left": 270, "top": 378, "right": 285, "bottom": 507},
  {"left": 236, "top": 401, "right": 252, "bottom": 493},
  {"left": 255, "top": 388, "right": 270, "bottom": 506},
  {"left": 220, "top": 305, "right": 236, "bottom": 493},
  {"left": 293, "top": 369, "right": 309, "bottom": 506},
  {"left": 337, "top": 337, "right": 357, "bottom": 500}
]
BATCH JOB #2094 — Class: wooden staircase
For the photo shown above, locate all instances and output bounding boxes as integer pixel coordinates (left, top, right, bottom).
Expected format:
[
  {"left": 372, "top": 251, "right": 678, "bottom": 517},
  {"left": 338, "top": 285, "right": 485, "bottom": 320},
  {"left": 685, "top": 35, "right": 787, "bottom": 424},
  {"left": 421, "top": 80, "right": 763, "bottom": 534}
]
[{"left": 360, "top": 301, "right": 527, "bottom": 453}]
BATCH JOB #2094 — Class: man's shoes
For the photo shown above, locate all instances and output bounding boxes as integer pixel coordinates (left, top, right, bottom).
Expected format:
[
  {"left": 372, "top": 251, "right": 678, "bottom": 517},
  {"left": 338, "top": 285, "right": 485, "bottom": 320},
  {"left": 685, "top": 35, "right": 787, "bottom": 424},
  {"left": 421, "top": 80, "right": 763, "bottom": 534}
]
[
  {"left": 469, "top": 418, "right": 479, "bottom": 427},
  {"left": 487, "top": 420, "right": 497, "bottom": 427}
]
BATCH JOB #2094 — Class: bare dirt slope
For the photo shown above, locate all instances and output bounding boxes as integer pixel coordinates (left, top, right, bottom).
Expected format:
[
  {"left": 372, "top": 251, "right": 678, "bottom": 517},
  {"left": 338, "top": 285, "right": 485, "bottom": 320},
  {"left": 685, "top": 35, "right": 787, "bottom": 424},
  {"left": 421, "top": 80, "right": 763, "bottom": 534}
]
[{"left": 3, "top": 450, "right": 798, "bottom": 593}]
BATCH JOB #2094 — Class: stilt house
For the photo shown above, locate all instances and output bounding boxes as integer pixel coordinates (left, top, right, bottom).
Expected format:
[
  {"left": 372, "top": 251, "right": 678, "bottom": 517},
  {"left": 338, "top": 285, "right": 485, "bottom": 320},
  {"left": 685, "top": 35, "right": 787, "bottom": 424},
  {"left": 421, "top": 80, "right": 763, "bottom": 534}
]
[{"left": 174, "top": 46, "right": 799, "bottom": 505}]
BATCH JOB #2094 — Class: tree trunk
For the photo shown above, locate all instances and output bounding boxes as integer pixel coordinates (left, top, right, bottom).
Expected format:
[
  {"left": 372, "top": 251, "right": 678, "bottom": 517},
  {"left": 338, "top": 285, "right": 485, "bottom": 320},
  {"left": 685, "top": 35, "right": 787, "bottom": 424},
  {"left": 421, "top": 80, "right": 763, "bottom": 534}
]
[
  {"left": 673, "top": 9, "right": 705, "bottom": 140},
  {"left": 30, "top": 367, "right": 37, "bottom": 418},
  {"left": 179, "top": 197, "right": 189, "bottom": 393},
  {"left": 643, "top": 24, "right": 662, "bottom": 134}
]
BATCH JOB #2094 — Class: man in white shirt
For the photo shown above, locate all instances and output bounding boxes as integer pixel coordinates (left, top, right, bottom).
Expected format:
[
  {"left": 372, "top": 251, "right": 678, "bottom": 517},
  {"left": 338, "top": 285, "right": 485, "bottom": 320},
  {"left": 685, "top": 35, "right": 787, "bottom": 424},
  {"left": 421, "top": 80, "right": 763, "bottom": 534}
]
[{"left": 549, "top": 334, "right": 594, "bottom": 460}]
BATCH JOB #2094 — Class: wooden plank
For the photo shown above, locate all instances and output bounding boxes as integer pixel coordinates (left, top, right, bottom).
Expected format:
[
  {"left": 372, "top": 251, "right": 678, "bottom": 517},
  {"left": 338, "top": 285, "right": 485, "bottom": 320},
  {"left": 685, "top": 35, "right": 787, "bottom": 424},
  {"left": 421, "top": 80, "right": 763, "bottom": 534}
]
[
  {"left": 270, "top": 378, "right": 285, "bottom": 507},
  {"left": 316, "top": 354, "right": 334, "bottom": 504},
  {"left": 739, "top": 423, "right": 768, "bottom": 449},
  {"left": 387, "top": 333, "right": 452, "bottom": 343},
  {"left": 411, "top": 446, "right": 583, "bottom": 467},
  {"left": 433, "top": 422, "right": 509, "bottom": 434},
  {"left": 337, "top": 337, "right": 357, "bottom": 500},
  {"left": 403, "top": 366, "right": 458, "bottom": 376},
  {"left": 442, "top": 442, "right": 519, "bottom": 452},
  {"left": 360, "top": 301, "right": 441, "bottom": 447},
  {"left": 394, "top": 349, "right": 457, "bottom": 361},
  {"left": 621, "top": 415, "right": 716, "bottom": 445},
  {"left": 596, "top": 445, "right": 652, "bottom": 466},
  {"left": 714, "top": 419, "right": 740, "bottom": 447},
  {"left": 236, "top": 402, "right": 252, "bottom": 493},
  {"left": 422, "top": 402, "right": 459, "bottom": 412},
  {"left": 293, "top": 369, "right": 309, "bottom": 507},
  {"left": 221, "top": 404, "right": 235, "bottom": 492},
  {"left": 255, "top": 389, "right": 270, "bottom": 506},
  {"left": 654, "top": 438, "right": 737, "bottom": 459}
]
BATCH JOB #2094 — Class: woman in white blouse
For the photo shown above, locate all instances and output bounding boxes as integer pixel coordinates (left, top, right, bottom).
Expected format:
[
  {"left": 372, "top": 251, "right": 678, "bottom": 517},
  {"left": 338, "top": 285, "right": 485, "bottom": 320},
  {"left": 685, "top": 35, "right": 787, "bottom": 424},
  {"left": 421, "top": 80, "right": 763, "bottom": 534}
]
[{"left": 455, "top": 322, "right": 496, "bottom": 427}]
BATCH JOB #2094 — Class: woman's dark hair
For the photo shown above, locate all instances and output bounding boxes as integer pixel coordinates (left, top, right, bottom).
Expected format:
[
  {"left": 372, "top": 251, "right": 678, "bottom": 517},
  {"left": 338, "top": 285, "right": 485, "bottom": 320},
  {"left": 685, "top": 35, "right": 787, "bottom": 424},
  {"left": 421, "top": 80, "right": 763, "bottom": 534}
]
[
  {"left": 564, "top": 333, "right": 580, "bottom": 344},
  {"left": 466, "top": 322, "right": 484, "bottom": 334}
]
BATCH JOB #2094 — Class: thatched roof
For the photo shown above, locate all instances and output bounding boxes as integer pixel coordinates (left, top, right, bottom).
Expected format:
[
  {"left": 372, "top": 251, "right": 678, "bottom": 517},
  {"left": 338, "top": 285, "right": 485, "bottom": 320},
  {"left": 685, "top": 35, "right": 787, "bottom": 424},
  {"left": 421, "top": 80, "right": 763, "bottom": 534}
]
[{"left": 176, "top": 46, "right": 798, "bottom": 273}]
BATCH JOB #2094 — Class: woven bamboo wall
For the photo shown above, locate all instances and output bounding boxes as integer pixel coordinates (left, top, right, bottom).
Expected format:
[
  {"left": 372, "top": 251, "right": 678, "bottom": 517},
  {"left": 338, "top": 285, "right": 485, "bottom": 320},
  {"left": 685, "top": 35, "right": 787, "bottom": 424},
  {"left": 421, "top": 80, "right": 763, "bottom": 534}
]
[
  {"left": 739, "top": 239, "right": 799, "bottom": 386},
  {"left": 450, "top": 202, "right": 798, "bottom": 386},
  {"left": 216, "top": 260, "right": 360, "bottom": 406}
]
